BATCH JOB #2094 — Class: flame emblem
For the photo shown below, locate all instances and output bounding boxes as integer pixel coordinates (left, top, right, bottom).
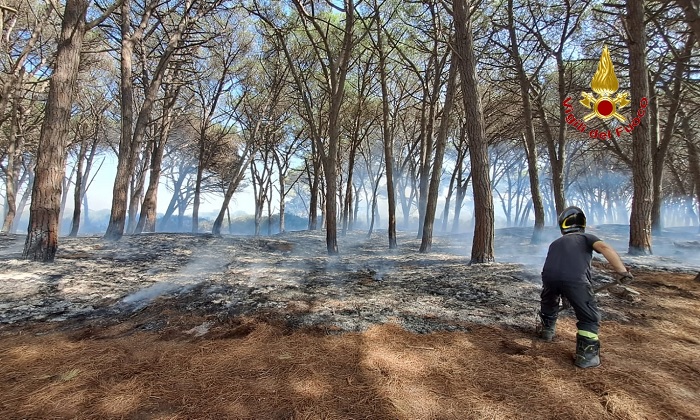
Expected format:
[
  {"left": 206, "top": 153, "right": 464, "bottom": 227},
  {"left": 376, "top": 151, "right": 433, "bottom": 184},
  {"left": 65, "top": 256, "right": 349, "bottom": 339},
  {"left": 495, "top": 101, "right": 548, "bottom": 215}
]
[{"left": 580, "top": 46, "right": 630, "bottom": 122}]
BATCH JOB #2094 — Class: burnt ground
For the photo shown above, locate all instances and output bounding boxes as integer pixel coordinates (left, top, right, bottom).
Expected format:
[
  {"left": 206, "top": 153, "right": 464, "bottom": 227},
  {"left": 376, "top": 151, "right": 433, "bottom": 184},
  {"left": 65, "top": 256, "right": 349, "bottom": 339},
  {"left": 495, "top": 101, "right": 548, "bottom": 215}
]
[{"left": 0, "top": 227, "right": 699, "bottom": 419}]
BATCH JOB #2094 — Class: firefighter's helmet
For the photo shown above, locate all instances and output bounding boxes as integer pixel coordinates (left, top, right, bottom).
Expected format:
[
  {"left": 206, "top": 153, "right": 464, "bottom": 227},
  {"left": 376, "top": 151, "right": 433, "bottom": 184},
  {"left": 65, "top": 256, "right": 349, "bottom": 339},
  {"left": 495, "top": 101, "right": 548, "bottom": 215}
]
[{"left": 558, "top": 206, "right": 586, "bottom": 234}]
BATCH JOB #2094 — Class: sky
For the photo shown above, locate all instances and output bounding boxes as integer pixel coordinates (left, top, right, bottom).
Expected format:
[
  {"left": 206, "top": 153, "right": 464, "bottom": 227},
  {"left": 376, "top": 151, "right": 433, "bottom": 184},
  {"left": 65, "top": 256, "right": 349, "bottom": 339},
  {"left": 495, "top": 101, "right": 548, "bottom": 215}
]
[{"left": 83, "top": 156, "right": 257, "bottom": 216}]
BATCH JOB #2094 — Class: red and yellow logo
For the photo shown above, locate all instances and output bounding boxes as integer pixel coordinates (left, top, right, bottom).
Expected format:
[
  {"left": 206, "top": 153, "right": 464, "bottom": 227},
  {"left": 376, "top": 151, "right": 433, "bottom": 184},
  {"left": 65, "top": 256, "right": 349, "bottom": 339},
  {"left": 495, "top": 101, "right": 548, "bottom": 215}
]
[
  {"left": 562, "top": 46, "right": 647, "bottom": 141},
  {"left": 580, "top": 46, "right": 630, "bottom": 122}
]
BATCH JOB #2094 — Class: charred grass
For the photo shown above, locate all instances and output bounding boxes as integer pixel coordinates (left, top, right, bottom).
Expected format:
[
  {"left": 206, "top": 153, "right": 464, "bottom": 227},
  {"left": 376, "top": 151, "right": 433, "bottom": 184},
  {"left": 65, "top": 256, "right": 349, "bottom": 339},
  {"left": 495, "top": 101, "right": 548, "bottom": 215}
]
[{"left": 0, "top": 270, "right": 698, "bottom": 419}]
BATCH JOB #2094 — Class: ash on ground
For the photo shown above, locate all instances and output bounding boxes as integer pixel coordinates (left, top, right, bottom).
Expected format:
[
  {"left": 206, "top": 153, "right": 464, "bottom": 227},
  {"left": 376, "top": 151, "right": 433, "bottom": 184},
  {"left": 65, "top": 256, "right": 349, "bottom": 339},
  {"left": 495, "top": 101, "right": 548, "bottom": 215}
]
[{"left": 0, "top": 226, "right": 698, "bottom": 335}]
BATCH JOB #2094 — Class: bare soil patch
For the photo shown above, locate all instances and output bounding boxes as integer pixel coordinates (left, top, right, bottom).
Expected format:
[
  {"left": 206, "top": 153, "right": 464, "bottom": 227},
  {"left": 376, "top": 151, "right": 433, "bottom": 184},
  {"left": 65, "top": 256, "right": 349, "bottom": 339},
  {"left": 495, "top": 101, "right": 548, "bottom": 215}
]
[{"left": 0, "top": 229, "right": 698, "bottom": 419}]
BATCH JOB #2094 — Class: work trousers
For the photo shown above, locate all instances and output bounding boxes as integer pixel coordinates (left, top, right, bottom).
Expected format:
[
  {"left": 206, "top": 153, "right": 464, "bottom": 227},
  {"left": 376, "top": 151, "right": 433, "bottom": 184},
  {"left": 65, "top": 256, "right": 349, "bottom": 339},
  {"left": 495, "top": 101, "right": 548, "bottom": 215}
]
[{"left": 540, "top": 279, "right": 601, "bottom": 335}]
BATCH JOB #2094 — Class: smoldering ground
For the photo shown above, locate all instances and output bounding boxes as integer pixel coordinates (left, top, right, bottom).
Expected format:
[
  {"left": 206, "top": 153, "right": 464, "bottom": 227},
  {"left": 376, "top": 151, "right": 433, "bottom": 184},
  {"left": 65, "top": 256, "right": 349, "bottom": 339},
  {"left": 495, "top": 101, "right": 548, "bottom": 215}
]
[{"left": 0, "top": 227, "right": 698, "bottom": 419}]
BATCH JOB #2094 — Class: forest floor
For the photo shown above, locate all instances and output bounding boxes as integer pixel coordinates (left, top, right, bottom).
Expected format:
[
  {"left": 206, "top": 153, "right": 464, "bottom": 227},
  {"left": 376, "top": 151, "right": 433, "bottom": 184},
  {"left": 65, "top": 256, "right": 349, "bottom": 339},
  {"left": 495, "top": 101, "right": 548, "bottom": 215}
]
[{"left": 0, "top": 226, "right": 698, "bottom": 419}]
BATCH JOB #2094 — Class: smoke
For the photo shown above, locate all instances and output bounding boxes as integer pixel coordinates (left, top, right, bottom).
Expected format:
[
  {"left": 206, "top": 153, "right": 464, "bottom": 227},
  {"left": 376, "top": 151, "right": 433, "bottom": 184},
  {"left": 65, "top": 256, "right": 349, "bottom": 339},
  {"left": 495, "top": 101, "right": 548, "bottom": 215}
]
[{"left": 120, "top": 242, "right": 227, "bottom": 308}]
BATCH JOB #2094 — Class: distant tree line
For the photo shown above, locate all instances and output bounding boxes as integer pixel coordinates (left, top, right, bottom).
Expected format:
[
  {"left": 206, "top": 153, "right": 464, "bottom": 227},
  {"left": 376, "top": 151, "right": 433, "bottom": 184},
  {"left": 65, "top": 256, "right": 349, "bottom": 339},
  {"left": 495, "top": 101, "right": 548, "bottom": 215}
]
[{"left": 0, "top": 0, "right": 698, "bottom": 262}]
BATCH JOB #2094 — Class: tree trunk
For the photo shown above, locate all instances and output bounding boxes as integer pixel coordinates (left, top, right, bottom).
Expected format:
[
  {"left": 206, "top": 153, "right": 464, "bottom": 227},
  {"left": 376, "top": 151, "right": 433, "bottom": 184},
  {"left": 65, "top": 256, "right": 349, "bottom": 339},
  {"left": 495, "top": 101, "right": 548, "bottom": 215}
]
[
  {"left": 367, "top": 173, "right": 382, "bottom": 238},
  {"left": 192, "top": 137, "right": 206, "bottom": 233},
  {"left": 106, "top": 0, "right": 179, "bottom": 240},
  {"left": 442, "top": 171, "right": 457, "bottom": 232},
  {"left": 137, "top": 84, "right": 179, "bottom": 234},
  {"left": 420, "top": 57, "right": 457, "bottom": 253},
  {"left": 534, "top": 53, "right": 568, "bottom": 219},
  {"left": 683, "top": 112, "right": 700, "bottom": 232},
  {"left": 23, "top": 0, "right": 88, "bottom": 261},
  {"left": 650, "top": 32, "right": 694, "bottom": 234},
  {"left": 279, "top": 173, "right": 286, "bottom": 234},
  {"left": 127, "top": 144, "right": 150, "bottom": 234},
  {"left": 15, "top": 168, "right": 34, "bottom": 233},
  {"left": 675, "top": 0, "right": 700, "bottom": 43},
  {"left": 82, "top": 192, "right": 90, "bottom": 230},
  {"left": 136, "top": 136, "right": 166, "bottom": 233},
  {"left": 375, "top": 6, "right": 397, "bottom": 249},
  {"left": 627, "top": 0, "right": 653, "bottom": 255},
  {"left": 1, "top": 99, "right": 20, "bottom": 233},
  {"left": 507, "top": 0, "right": 545, "bottom": 243},
  {"left": 212, "top": 148, "right": 254, "bottom": 235},
  {"left": 70, "top": 138, "right": 100, "bottom": 235},
  {"left": 105, "top": 0, "right": 136, "bottom": 240},
  {"left": 308, "top": 153, "right": 320, "bottom": 230},
  {"left": 453, "top": 0, "right": 495, "bottom": 263},
  {"left": 59, "top": 160, "right": 79, "bottom": 233},
  {"left": 69, "top": 142, "right": 87, "bottom": 236},
  {"left": 160, "top": 164, "right": 190, "bottom": 228},
  {"left": 417, "top": 90, "right": 435, "bottom": 239}
]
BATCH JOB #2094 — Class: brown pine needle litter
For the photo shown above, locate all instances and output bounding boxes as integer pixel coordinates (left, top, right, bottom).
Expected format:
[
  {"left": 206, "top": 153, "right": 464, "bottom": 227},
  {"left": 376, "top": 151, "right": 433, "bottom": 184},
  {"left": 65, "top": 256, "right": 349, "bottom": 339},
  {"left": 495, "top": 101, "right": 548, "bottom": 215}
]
[{"left": 1, "top": 270, "right": 699, "bottom": 419}]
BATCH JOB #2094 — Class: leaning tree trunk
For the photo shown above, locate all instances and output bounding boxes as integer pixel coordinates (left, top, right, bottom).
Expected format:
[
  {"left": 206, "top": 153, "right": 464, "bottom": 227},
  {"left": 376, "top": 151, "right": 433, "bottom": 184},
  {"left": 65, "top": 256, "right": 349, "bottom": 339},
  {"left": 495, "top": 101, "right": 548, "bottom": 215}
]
[
  {"left": 212, "top": 148, "right": 254, "bottom": 235},
  {"left": 627, "top": 0, "right": 653, "bottom": 255},
  {"left": 420, "top": 57, "right": 457, "bottom": 253},
  {"left": 507, "top": 0, "right": 545, "bottom": 243},
  {"left": 23, "top": 0, "right": 88, "bottom": 261},
  {"left": 105, "top": 0, "right": 178, "bottom": 240},
  {"left": 534, "top": 52, "right": 569, "bottom": 219},
  {"left": 453, "top": 0, "right": 495, "bottom": 263}
]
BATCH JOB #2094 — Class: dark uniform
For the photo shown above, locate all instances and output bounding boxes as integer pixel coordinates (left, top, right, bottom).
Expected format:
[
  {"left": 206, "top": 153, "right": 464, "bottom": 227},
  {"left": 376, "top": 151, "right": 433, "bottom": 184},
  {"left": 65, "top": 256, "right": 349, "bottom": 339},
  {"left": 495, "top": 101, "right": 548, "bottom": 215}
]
[{"left": 540, "top": 232, "right": 602, "bottom": 336}]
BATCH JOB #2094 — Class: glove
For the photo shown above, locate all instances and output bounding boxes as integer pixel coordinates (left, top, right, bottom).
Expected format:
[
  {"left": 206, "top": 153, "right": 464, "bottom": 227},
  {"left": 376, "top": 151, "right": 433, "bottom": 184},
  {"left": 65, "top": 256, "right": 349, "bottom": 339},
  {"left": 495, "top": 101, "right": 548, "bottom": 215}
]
[{"left": 615, "top": 271, "right": 634, "bottom": 285}]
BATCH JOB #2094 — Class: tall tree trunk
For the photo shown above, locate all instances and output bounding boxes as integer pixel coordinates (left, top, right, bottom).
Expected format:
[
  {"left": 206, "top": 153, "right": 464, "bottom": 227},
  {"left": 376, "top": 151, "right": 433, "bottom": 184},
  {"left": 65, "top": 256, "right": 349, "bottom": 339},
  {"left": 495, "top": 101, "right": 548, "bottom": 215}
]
[
  {"left": 417, "top": 73, "right": 439, "bottom": 239},
  {"left": 682, "top": 111, "right": 700, "bottom": 232},
  {"left": 105, "top": 0, "right": 136, "bottom": 240},
  {"left": 192, "top": 136, "right": 206, "bottom": 233},
  {"left": 375, "top": 4, "right": 397, "bottom": 249},
  {"left": 627, "top": 0, "right": 653, "bottom": 255},
  {"left": 23, "top": 0, "right": 89, "bottom": 261},
  {"left": 534, "top": 53, "right": 568, "bottom": 219},
  {"left": 279, "top": 171, "right": 286, "bottom": 234},
  {"left": 420, "top": 57, "right": 457, "bottom": 252},
  {"left": 1, "top": 98, "right": 21, "bottom": 233},
  {"left": 307, "top": 153, "right": 320, "bottom": 230},
  {"left": 342, "top": 133, "right": 360, "bottom": 236},
  {"left": 105, "top": 0, "right": 178, "bottom": 240},
  {"left": 137, "top": 83, "right": 179, "bottom": 234},
  {"left": 507, "top": 0, "right": 545, "bottom": 243},
  {"left": 453, "top": 0, "right": 495, "bottom": 263},
  {"left": 341, "top": 61, "right": 368, "bottom": 237},
  {"left": 136, "top": 132, "right": 168, "bottom": 233},
  {"left": 70, "top": 138, "right": 100, "bottom": 235},
  {"left": 69, "top": 142, "right": 87, "bottom": 236},
  {"left": 650, "top": 32, "right": 694, "bottom": 234}
]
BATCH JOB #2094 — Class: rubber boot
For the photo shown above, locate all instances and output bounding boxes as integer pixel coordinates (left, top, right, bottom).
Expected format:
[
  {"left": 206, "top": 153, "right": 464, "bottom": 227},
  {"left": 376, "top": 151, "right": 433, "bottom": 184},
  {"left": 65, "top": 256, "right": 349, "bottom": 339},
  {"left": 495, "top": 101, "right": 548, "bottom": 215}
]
[
  {"left": 537, "top": 312, "right": 557, "bottom": 341},
  {"left": 574, "top": 334, "right": 600, "bottom": 368}
]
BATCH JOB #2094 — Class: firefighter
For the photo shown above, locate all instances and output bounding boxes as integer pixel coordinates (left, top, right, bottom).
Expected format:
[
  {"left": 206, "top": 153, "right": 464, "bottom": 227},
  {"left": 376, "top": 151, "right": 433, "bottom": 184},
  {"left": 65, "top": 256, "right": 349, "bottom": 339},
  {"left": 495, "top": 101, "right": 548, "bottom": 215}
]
[{"left": 538, "top": 206, "right": 634, "bottom": 368}]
